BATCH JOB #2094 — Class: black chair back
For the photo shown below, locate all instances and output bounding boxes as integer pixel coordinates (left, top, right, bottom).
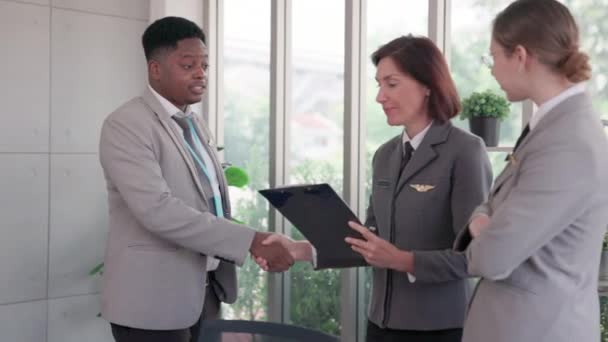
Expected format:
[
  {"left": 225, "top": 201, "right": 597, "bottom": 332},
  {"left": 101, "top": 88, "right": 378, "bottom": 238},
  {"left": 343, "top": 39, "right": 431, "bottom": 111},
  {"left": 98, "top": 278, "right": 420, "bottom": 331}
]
[{"left": 198, "top": 319, "right": 340, "bottom": 342}]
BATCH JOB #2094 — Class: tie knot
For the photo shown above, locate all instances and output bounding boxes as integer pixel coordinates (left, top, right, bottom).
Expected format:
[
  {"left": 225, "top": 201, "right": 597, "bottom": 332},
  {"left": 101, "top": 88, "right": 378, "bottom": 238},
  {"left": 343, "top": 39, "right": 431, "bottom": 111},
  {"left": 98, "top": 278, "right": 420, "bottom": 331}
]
[
  {"left": 172, "top": 115, "right": 191, "bottom": 131},
  {"left": 404, "top": 141, "right": 414, "bottom": 155}
]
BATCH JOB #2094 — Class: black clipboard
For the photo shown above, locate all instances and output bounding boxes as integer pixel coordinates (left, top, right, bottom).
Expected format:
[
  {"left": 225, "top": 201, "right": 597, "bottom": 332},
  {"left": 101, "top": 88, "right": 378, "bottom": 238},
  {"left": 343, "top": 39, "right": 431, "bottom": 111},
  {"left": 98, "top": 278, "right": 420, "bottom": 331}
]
[{"left": 259, "top": 183, "right": 369, "bottom": 269}]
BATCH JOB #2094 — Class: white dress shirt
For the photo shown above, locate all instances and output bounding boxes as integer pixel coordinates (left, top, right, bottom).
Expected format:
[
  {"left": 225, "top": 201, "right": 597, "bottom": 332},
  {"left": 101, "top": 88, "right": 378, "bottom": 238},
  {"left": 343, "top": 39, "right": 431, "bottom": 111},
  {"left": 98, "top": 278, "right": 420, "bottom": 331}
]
[
  {"left": 148, "top": 85, "right": 221, "bottom": 271},
  {"left": 402, "top": 121, "right": 433, "bottom": 151}
]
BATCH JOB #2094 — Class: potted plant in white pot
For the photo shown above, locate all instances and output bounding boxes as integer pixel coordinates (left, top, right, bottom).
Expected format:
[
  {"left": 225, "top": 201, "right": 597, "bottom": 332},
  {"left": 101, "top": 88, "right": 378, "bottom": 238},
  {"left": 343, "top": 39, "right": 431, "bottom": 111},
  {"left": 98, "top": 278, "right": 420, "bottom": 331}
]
[{"left": 460, "top": 90, "right": 510, "bottom": 147}]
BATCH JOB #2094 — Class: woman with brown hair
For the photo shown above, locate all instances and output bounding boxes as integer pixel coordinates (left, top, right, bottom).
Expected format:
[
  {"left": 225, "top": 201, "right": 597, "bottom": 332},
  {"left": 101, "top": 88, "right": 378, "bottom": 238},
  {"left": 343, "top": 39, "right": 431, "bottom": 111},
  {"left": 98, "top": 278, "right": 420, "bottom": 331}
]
[
  {"left": 259, "top": 35, "right": 492, "bottom": 341},
  {"left": 453, "top": 1, "right": 608, "bottom": 341}
]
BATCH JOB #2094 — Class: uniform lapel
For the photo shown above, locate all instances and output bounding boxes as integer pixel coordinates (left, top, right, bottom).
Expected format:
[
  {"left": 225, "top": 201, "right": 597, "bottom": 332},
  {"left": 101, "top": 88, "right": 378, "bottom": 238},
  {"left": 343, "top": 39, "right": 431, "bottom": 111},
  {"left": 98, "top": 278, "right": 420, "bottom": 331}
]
[{"left": 386, "top": 139, "right": 403, "bottom": 196}]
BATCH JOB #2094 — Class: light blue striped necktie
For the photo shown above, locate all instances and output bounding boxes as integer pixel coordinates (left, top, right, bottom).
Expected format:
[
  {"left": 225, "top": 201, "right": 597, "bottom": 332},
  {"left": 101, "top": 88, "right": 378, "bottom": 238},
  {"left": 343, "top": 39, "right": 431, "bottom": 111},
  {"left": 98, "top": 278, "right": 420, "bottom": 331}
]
[{"left": 172, "top": 115, "right": 225, "bottom": 218}]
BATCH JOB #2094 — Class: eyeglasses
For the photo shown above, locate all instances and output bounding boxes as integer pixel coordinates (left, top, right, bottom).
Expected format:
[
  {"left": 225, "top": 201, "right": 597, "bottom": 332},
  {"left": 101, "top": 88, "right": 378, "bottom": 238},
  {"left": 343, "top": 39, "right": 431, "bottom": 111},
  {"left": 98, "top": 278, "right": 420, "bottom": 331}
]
[{"left": 481, "top": 54, "right": 494, "bottom": 68}]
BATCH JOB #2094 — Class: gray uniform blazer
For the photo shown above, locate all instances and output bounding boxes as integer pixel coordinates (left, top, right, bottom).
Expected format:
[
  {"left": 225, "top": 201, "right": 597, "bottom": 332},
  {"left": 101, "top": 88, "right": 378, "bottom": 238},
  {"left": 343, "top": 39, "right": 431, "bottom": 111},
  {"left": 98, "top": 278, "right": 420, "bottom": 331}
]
[
  {"left": 455, "top": 93, "right": 608, "bottom": 342},
  {"left": 366, "top": 121, "right": 492, "bottom": 330},
  {"left": 99, "top": 88, "right": 256, "bottom": 330}
]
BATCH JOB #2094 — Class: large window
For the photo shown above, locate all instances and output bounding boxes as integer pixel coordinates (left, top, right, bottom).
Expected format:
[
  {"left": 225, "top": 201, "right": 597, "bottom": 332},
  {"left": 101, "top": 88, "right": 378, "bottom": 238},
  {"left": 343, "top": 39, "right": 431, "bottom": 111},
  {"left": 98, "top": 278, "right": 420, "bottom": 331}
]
[
  {"left": 288, "top": 0, "right": 345, "bottom": 335},
  {"left": 213, "top": 1, "right": 607, "bottom": 340},
  {"left": 222, "top": 0, "right": 271, "bottom": 321}
]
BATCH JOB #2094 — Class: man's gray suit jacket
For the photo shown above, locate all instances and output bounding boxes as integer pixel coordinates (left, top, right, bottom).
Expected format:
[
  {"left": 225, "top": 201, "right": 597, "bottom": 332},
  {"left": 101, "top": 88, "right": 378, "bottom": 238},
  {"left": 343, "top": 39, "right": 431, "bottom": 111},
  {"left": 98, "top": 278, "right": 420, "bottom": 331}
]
[{"left": 99, "top": 88, "right": 256, "bottom": 330}]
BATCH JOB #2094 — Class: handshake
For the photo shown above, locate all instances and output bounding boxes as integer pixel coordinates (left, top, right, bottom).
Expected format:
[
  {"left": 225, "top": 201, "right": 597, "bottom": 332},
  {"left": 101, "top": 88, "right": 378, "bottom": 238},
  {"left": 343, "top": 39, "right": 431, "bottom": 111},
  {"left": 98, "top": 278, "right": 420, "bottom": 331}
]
[{"left": 248, "top": 232, "right": 313, "bottom": 272}]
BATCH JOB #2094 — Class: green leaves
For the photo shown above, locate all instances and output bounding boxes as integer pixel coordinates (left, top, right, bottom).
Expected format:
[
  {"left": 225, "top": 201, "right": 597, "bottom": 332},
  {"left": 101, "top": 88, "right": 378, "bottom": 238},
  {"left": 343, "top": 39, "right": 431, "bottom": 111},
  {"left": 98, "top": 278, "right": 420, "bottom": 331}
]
[
  {"left": 460, "top": 90, "right": 511, "bottom": 121},
  {"left": 224, "top": 166, "right": 250, "bottom": 188},
  {"left": 89, "top": 262, "right": 104, "bottom": 276}
]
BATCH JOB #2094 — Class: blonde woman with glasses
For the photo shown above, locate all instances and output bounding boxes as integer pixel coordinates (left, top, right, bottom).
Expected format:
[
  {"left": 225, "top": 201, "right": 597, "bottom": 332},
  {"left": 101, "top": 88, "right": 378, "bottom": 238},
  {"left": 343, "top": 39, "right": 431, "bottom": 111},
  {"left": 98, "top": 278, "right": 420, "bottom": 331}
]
[{"left": 454, "top": 1, "right": 608, "bottom": 341}]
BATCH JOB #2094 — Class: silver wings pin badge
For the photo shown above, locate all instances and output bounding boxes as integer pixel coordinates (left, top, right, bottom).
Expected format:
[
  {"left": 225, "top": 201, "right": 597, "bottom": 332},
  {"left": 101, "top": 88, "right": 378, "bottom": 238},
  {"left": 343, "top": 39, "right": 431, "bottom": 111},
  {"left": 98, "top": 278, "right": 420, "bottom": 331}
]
[{"left": 409, "top": 184, "right": 435, "bottom": 192}]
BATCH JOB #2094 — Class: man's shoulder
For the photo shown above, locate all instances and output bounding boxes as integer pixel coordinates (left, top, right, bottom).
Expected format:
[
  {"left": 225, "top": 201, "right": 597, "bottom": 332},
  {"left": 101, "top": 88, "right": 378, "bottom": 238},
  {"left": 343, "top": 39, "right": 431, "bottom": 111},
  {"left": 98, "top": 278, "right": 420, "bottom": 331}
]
[
  {"left": 105, "top": 95, "right": 149, "bottom": 123},
  {"left": 100, "top": 95, "right": 161, "bottom": 141}
]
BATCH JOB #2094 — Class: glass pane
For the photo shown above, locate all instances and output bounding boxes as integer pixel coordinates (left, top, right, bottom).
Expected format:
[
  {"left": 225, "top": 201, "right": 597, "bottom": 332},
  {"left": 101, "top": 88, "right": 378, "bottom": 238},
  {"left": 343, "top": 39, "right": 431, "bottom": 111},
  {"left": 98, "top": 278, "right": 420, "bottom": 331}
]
[
  {"left": 222, "top": 0, "right": 271, "bottom": 321},
  {"left": 289, "top": 0, "right": 344, "bottom": 336},
  {"left": 362, "top": 1, "right": 429, "bottom": 338},
  {"left": 563, "top": 0, "right": 608, "bottom": 119},
  {"left": 450, "top": 0, "right": 522, "bottom": 147}
]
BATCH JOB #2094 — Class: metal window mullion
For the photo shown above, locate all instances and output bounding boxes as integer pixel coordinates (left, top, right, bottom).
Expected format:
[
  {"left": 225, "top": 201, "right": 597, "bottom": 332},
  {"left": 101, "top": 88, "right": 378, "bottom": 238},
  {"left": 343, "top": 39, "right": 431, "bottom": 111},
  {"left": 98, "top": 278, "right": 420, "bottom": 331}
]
[
  {"left": 428, "top": 0, "right": 448, "bottom": 56},
  {"left": 340, "top": 0, "right": 367, "bottom": 342},
  {"left": 202, "top": 0, "right": 224, "bottom": 150},
  {"left": 343, "top": 0, "right": 368, "bottom": 341},
  {"left": 268, "top": 0, "right": 292, "bottom": 324},
  {"left": 443, "top": 0, "right": 452, "bottom": 61},
  {"left": 215, "top": 1, "right": 225, "bottom": 151}
]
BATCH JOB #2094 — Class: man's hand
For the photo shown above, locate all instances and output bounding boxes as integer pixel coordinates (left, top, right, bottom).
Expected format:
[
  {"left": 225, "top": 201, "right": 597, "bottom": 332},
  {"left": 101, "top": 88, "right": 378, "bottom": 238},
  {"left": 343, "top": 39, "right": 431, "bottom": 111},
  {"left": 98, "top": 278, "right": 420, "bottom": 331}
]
[
  {"left": 249, "top": 232, "right": 294, "bottom": 272},
  {"left": 253, "top": 234, "right": 313, "bottom": 271},
  {"left": 345, "top": 221, "right": 412, "bottom": 272},
  {"left": 469, "top": 214, "right": 491, "bottom": 239}
]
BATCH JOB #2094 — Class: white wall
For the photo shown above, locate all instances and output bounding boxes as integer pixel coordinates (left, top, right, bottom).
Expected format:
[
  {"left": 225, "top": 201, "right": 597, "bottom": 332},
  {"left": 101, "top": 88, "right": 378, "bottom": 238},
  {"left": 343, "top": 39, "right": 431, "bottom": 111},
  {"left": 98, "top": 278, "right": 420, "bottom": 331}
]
[
  {"left": 0, "top": 0, "right": 148, "bottom": 341},
  {"left": 149, "top": 0, "right": 202, "bottom": 24}
]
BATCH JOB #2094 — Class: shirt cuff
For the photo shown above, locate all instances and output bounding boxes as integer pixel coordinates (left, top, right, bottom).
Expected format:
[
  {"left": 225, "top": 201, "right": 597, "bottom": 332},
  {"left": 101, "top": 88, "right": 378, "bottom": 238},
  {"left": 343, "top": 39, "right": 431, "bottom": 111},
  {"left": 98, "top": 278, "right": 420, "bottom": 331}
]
[
  {"left": 311, "top": 245, "right": 318, "bottom": 268},
  {"left": 207, "top": 256, "right": 219, "bottom": 271},
  {"left": 407, "top": 272, "right": 416, "bottom": 283}
]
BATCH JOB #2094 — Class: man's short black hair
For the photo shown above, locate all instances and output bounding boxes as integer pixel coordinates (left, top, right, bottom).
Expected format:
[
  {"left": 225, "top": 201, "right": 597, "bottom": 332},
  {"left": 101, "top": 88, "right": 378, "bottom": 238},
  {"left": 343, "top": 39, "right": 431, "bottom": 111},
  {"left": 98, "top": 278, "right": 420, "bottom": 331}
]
[{"left": 142, "top": 16, "right": 206, "bottom": 61}]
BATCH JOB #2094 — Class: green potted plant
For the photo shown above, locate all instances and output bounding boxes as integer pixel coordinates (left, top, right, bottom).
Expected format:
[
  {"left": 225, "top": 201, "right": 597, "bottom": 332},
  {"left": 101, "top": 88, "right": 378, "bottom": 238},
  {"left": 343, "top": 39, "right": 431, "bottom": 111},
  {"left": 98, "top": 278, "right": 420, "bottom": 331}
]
[{"left": 460, "top": 90, "right": 510, "bottom": 147}]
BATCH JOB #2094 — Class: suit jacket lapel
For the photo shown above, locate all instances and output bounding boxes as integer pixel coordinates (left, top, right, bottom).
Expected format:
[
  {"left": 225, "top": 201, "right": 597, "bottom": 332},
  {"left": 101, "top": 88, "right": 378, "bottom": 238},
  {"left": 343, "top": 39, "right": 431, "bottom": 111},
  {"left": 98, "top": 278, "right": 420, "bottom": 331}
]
[
  {"left": 386, "top": 140, "right": 403, "bottom": 196},
  {"left": 141, "top": 89, "right": 209, "bottom": 205},
  {"left": 490, "top": 163, "right": 514, "bottom": 196},
  {"left": 395, "top": 121, "right": 449, "bottom": 194}
]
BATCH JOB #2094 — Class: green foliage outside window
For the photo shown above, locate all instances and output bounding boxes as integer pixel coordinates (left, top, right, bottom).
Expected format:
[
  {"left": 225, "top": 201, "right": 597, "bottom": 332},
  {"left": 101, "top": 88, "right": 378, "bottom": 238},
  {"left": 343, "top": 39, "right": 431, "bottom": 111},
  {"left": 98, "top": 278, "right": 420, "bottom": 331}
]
[{"left": 288, "top": 159, "right": 343, "bottom": 336}]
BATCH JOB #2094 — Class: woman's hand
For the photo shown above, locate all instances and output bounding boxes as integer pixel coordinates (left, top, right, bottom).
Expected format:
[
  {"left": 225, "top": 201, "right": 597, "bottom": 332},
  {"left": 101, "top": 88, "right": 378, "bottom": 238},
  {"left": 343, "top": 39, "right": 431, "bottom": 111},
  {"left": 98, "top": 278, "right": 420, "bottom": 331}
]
[
  {"left": 469, "top": 214, "right": 491, "bottom": 238},
  {"left": 345, "top": 221, "right": 413, "bottom": 273}
]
